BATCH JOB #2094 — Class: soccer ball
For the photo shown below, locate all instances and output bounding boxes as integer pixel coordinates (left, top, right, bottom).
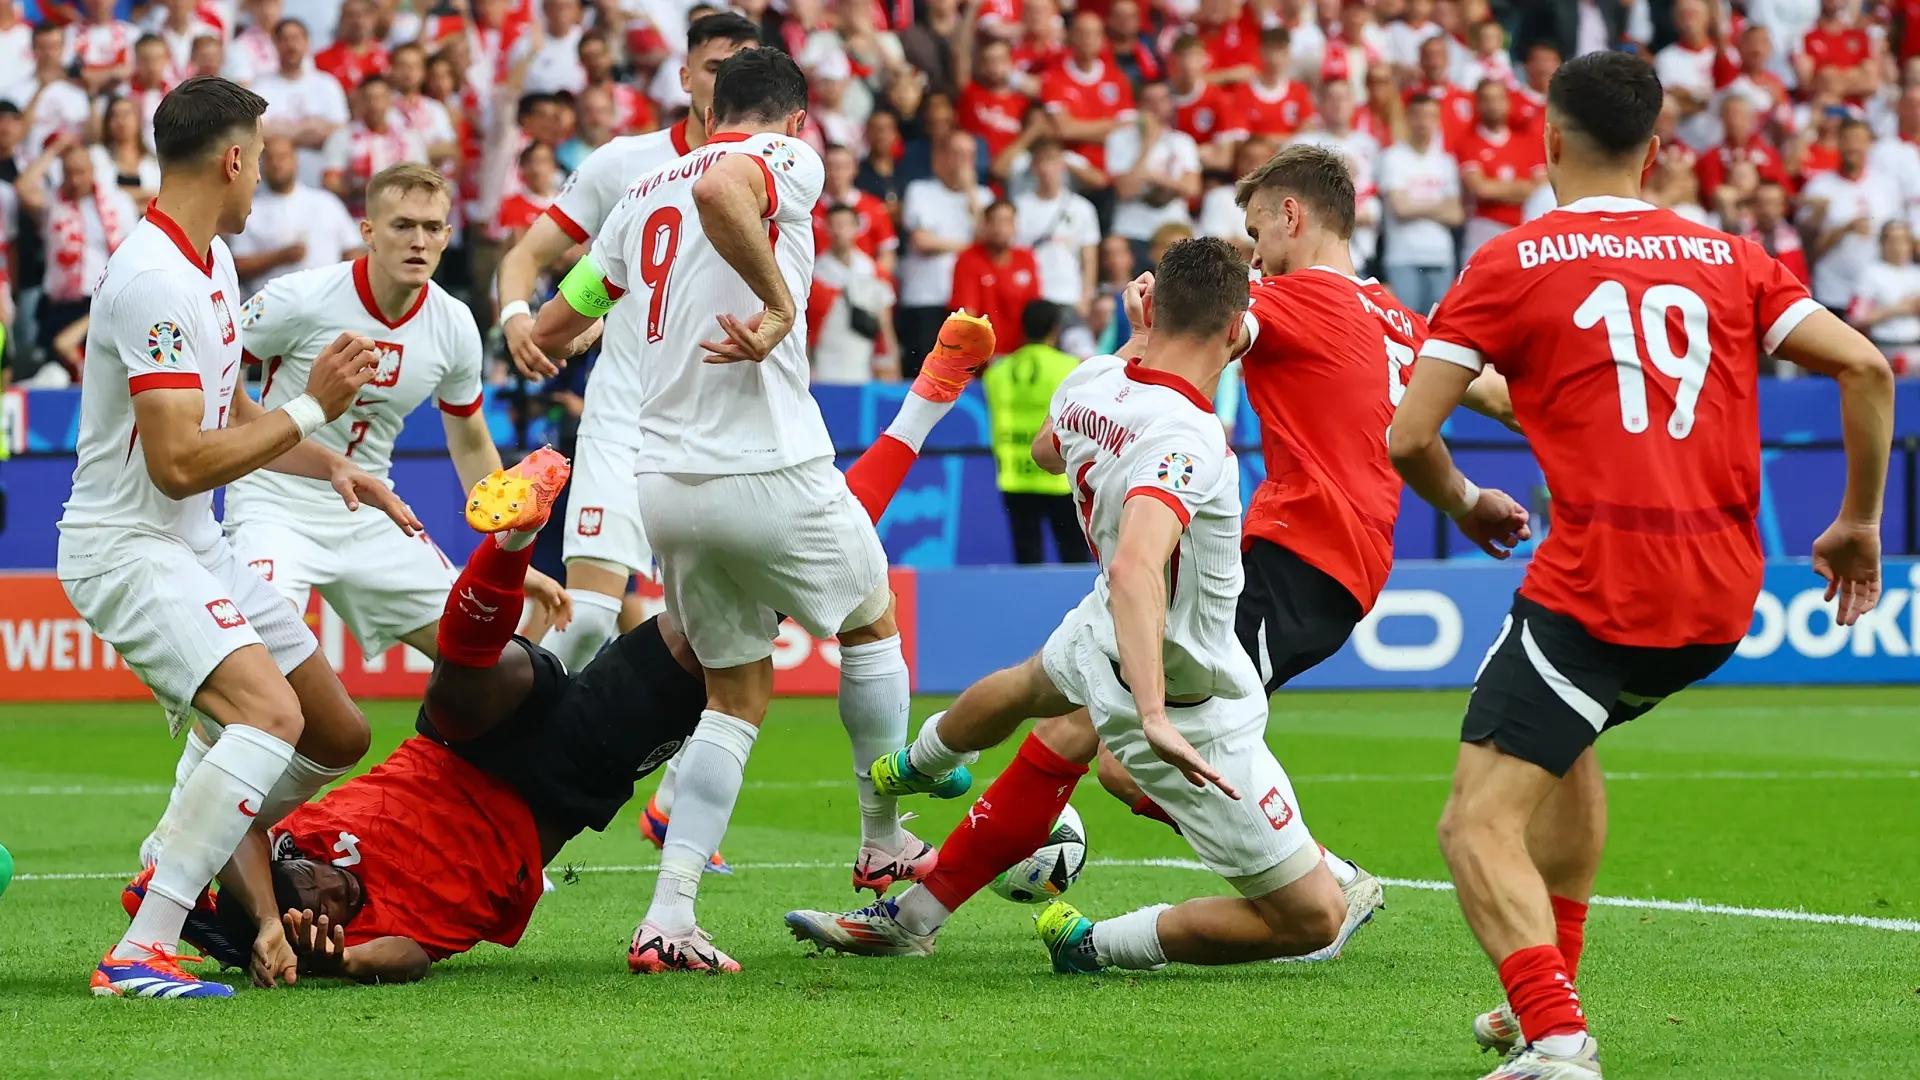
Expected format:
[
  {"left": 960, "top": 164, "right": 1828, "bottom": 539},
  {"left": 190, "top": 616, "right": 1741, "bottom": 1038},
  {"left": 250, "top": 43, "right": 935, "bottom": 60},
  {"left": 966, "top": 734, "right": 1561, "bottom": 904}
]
[{"left": 988, "top": 803, "right": 1087, "bottom": 903}]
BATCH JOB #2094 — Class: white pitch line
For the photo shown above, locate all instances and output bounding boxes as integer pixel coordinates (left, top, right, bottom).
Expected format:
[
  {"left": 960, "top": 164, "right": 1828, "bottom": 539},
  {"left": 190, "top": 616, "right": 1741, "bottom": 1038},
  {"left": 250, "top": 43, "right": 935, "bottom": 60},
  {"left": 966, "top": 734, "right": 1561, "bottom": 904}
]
[{"left": 27, "top": 859, "right": 1916, "bottom": 934}]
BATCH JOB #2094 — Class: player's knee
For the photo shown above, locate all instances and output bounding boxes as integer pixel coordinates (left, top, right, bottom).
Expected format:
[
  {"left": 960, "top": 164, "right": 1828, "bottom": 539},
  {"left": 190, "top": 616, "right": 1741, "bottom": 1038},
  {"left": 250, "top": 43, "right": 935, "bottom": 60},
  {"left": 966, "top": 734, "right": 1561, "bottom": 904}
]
[
  {"left": 224, "top": 681, "right": 307, "bottom": 747},
  {"left": 1251, "top": 876, "right": 1344, "bottom": 956},
  {"left": 838, "top": 590, "right": 896, "bottom": 644}
]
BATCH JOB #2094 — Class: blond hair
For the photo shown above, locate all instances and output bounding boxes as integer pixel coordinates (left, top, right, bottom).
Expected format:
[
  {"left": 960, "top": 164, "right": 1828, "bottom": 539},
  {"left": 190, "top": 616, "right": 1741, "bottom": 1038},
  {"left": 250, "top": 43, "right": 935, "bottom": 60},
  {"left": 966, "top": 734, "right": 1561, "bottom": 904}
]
[{"left": 365, "top": 162, "right": 453, "bottom": 216}]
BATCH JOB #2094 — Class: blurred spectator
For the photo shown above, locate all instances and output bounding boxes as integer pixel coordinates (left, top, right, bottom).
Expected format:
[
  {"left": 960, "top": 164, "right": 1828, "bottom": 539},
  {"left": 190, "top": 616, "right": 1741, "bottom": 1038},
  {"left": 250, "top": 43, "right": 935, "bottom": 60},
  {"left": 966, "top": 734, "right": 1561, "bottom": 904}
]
[
  {"left": 323, "top": 74, "right": 427, "bottom": 217},
  {"left": 0, "top": 3, "right": 31, "bottom": 109},
  {"left": 810, "top": 203, "right": 900, "bottom": 385},
  {"left": 128, "top": 35, "right": 176, "bottom": 142},
  {"left": 1516, "top": 0, "right": 1627, "bottom": 63},
  {"left": 188, "top": 33, "right": 225, "bottom": 80},
  {"left": 856, "top": 109, "right": 904, "bottom": 208},
  {"left": 1014, "top": 136, "right": 1102, "bottom": 316},
  {"left": 1042, "top": 12, "right": 1137, "bottom": 174},
  {"left": 1794, "top": 0, "right": 1877, "bottom": 102},
  {"left": 524, "top": 0, "right": 587, "bottom": 95},
  {"left": 952, "top": 199, "right": 1043, "bottom": 354},
  {"left": 229, "top": 134, "right": 362, "bottom": 294},
  {"left": 1184, "top": 0, "right": 1259, "bottom": 86},
  {"left": 1238, "top": 27, "right": 1316, "bottom": 140},
  {"left": 316, "top": 0, "right": 391, "bottom": 91},
  {"left": 493, "top": 141, "right": 560, "bottom": 242},
  {"left": 1095, "top": 232, "right": 1138, "bottom": 338},
  {"left": 227, "top": 0, "right": 283, "bottom": 85},
  {"left": 151, "top": 0, "right": 222, "bottom": 77},
  {"left": 1510, "top": 42, "right": 1560, "bottom": 137},
  {"left": 1454, "top": 19, "right": 1517, "bottom": 94},
  {"left": 898, "top": 129, "right": 984, "bottom": 372},
  {"left": 22, "top": 25, "right": 93, "bottom": 156},
  {"left": 71, "top": 0, "right": 139, "bottom": 95},
  {"left": 899, "top": 0, "right": 961, "bottom": 98},
  {"left": 814, "top": 143, "right": 899, "bottom": 275},
  {"left": 1147, "top": 220, "right": 1193, "bottom": 267},
  {"left": 256, "top": 18, "right": 352, "bottom": 186},
  {"left": 1108, "top": 81, "right": 1201, "bottom": 268},
  {"left": 1458, "top": 79, "right": 1544, "bottom": 257},
  {"left": 1356, "top": 62, "right": 1404, "bottom": 146},
  {"left": 1801, "top": 118, "right": 1903, "bottom": 313},
  {"left": 1646, "top": 141, "right": 1714, "bottom": 226},
  {"left": 1198, "top": 135, "right": 1274, "bottom": 256},
  {"left": 558, "top": 84, "right": 613, "bottom": 171},
  {"left": 17, "top": 136, "right": 134, "bottom": 366},
  {"left": 389, "top": 42, "right": 459, "bottom": 168},
  {"left": 809, "top": 51, "right": 864, "bottom": 154},
  {"left": 900, "top": 92, "right": 985, "bottom": 189},
  {"left": 1697, "top": 94, "right": 1789, "bottom": 210},
  {"left": 985, "top": 299, "right": 1091, "bottom": 565},
  {"left": 956, "top": 37, "right": 1028, "bottom": 160},
  {"left": 1740, "top": 179, "right": 1811, "bottom": 284},
  {"left": 1849, "top": 219, "right": 1920, "bottom": 374},
  {"left": 1105, "top": 0, "right": 1163, "bottom": 87},
  {"left": 1386, "top": 0, "right": 1444, "bottom": 74},
  {"left": 93, "top": 96, "right": 161, "bottom": 207},
  {"left": 1169, "top": 34, "right": 1248, "bottom": 172},
  {"left": 1292, "top": 78, "right": 1380, "bottom": 268},
  {"left": 1380, "top": 93, "right": 1463, "bottom": 315},
  {"left": 1654, "top": 0, "right": 1719, "bottom": 150},
  {"left": 1718, "top": 23, "right": 1792, "bottom": 127},
  {"left": 1010, "top": 0, "right": 1068, "bottom": 80},
  {"left": 577, "top": 30, "right": 653, "bottom": 136},
  {"left": 1408, "top": 33, "right": 1474, "bottom": 149}
]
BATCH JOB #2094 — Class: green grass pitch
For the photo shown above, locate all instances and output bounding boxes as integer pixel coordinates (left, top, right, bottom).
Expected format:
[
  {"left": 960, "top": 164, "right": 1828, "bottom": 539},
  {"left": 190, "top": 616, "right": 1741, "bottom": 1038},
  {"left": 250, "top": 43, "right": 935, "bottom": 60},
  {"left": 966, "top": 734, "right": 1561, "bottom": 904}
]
[{"left": 2, "top": 687, "right": 1917, "bottom": 1078}]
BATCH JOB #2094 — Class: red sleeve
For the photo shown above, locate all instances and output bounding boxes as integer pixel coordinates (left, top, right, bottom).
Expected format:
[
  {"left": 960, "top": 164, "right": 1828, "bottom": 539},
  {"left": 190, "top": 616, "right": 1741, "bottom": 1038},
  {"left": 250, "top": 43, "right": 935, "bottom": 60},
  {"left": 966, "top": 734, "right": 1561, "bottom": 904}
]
[
  {"left": 542, "top": 203, "right": 588, "bottom": 243},
  {"left": 1420, "top": 244, "right": 1515, "bottom": 374},
  {"left": 1746, "top": 236, "right": 1822, "bottom": 352},
  {"left": 870, "top": 206, "right": 898, "bottom": 252},
  {"left": 1695, "top": 152, "right": 1726, "bottom": 197},
  {"left": 950, "top": 250, "right": 985, "bottom": 314},
  {"left": 1244, "top": 278, "right": 1306, "bottom": 363},
  {"left": 1039, "top": 71, "right": 1068, "bottom": 109}
]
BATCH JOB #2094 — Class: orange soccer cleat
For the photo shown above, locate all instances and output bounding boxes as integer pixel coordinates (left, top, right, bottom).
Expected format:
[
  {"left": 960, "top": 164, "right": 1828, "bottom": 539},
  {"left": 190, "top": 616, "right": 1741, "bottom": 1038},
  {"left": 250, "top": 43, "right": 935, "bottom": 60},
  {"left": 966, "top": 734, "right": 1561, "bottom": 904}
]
[
  {"left": 911, "top": 310, "right": 996, "bottom": 404},
  {"left": 466, "top": 446, "right": 571, "bottom": 534}
]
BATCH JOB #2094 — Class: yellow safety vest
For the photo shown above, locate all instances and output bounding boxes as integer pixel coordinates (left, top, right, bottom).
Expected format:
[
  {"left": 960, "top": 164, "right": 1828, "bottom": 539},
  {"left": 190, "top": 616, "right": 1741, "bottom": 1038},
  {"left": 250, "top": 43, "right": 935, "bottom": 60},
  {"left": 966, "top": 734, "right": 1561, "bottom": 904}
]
[{"left": 984, "top": 343, "right": 1080, "bottom": 496}]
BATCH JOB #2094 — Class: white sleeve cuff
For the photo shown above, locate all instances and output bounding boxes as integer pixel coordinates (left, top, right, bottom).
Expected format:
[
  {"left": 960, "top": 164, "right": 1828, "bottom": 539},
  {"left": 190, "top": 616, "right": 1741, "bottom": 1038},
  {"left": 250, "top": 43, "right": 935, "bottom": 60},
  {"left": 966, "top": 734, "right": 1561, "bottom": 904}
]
[
  {"left": 1762, "top": 297, "right": 1825, "bottom": 354},
  {"left": 1418, "top": 338, "right": 1486, "bottom": 372},
  {"left": 1235, "top": 310, "right": 1259, "bottom": 358}
]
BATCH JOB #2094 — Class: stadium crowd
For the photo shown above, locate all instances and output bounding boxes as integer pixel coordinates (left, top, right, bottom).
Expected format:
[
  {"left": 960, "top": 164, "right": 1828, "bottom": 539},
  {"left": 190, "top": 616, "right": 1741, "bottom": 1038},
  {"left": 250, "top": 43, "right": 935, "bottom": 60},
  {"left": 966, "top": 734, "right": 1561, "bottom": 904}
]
[{"left": 3, "top": 0, "right": 1920, "bottom": 389}]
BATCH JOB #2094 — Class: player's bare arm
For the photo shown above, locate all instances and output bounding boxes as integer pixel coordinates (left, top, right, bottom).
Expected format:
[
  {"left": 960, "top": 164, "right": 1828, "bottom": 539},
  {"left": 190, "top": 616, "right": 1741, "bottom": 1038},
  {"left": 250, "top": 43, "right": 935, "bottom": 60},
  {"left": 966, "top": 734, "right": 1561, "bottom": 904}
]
[
  {"left": 693, "top": 153, "right": 796, "bottom": 363},
  {"left": 1459, "top": 367, "right": 1520, "bottom": 431},
  {"left": 132, "top": 329, "right": 380, "bottom": 499},
  {"left": 531, "top": 258, "right": 609, "bottom": 358},
  {"left": 1108, "top": 495, "right": 1235, "bottom": 798},
  {"left": 229, "top": 388, "right": 423, "bottom": 534},
  {"left": 498, "top": 214, "right": 579, "bottom": 378},
  {"left": 1770, "top": 307, "right": 1896, "bottom": 624},
  {"left": 1389, "top": 361, "right": 1531, "bottom": 558},
  {"left": 1031, "top": 419, "right": 1066, "bottom": 474},
  {"left": 219, "top": 830, "right": 300, "bottom": 987},
  {"left": 283, "top": 908, "right": 432, "bottom": 984}
]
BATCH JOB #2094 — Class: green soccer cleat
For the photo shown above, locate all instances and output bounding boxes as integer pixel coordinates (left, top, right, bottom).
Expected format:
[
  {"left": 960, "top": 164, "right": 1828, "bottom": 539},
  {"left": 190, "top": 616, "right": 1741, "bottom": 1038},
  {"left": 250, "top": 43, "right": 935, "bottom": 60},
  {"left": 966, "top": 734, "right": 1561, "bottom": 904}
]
[
  {"left": 1035, "top": 901, "right": 1102, "bottom": 975},
  {"left": 0, "top": 842, "right": 11, "bottom": 899},
  {"left": 869, "top": 747, "right": 973, "bottom": 799}
]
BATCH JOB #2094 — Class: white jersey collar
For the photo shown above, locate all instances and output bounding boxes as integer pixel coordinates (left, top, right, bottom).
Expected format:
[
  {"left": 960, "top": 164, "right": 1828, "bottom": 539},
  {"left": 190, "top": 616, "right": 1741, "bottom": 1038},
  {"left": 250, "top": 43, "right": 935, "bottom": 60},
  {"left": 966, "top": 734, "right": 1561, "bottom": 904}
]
[{"left": 1556, "top": 196, "right": 1657, "bottom": 214}]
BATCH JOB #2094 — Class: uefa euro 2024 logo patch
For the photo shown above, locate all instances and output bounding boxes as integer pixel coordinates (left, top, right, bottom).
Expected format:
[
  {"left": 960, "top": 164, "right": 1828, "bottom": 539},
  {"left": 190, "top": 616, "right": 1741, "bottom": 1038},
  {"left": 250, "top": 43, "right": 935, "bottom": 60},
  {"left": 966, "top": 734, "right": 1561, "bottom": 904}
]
[
  {"left": 762, "top": 140, "right": 798, "bottom": 173},
  {"left": 1157, "top": 452, "right": 1194, "bottom": 490},
  {"left": 147, "top": 321, "right": 185, "bottom": 367},
  {"left": 240, "top": 292, "right": 265, "bottom": 328}
]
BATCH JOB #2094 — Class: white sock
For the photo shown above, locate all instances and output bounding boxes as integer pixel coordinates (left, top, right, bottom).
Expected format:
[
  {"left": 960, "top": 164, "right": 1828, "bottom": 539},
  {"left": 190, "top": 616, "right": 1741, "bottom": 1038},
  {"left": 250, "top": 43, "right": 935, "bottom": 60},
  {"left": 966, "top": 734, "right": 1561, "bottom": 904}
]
[
  {"left": 541, "top": 588, "right": 621, "bottom": 672},
  {"left": 1533, "top": 1033, "right": 1591, "bottom": 1056},
  {"left": 890, "top": 883, "right": 951, "bottom": 936},
  {"left": 906, "top": 711, "right": 979, "bottom": 776},
  {"left": 883, "top": 394, "right": 955, "bottom": 452},
  {"left": 1092, "top": 904, "right": 1172, "bottom": 971},
  {"left": 118, "top": 724, "right": 294, "bottom": 959},
  {"left": 651, "top": 751, "right": 682, "bottom": 815},
  {"left": 838, "top": 635, "right": 911, "bottom": 850},
  {"left": 1322, "top": 848, "right": 1359, "bottom": 886},
  {"left": 495, "top": 525, "right": 541, "bottom": 552},
  {"left": 140, "top": 723, "right": 216, "bottom": 868},
  {"left": 643, "top": 711, "right": 758, "bottom": 934},
  {"left": 256, "top": 752, "right": 351, "bottom": 826}
]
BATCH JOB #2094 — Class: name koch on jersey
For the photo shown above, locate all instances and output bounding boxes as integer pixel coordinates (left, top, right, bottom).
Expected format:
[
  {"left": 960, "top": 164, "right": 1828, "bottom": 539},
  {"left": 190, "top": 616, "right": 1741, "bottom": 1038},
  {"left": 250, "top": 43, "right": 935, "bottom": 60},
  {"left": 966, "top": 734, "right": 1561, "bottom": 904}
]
[
  {"left": 1048, "top": 354, "right": 1261, "bottom": 702},
  {"left": 224, "top": 257, "right": 483, "bottom": 524},
  {"left": 589, "top": 130, "right": 830, "bottom": 475}
]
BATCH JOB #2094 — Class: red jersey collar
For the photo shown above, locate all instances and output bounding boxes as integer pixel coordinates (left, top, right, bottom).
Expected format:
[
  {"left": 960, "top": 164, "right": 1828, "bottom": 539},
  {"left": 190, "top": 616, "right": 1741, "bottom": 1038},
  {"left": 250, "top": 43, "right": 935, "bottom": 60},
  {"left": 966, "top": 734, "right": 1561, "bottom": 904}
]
[
  {"left": 670, "top": 119, "right": 692, "bottom": 155},
  {"left": 1125, "top": 359, "right": 1212, "bottom": 412},
  {"left": 146, "top": 201, "right": 214, "bottom": 277},
  {"left": 705, "top": 130, "right": 755, "bottom": 144},
  {"left": 353, "top": 256, "right": 431, "bottom": 329}
]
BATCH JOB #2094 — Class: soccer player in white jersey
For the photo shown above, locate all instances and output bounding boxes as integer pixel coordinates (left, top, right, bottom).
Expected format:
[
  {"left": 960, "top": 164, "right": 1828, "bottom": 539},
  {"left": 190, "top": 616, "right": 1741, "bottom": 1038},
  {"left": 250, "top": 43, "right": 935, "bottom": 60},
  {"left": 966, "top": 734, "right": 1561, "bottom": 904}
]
[
  {"left": 530, "top": 48, "right": 926, "bottom": 974},
  {"left": 789, "top": 239, "right": 1352, "bottom": 973},
  {"left": 134, "top": 163, "right": 571, "bottom": 871},
  {"left": 58, "top": 76, "right": 417, "bottom": 999}
]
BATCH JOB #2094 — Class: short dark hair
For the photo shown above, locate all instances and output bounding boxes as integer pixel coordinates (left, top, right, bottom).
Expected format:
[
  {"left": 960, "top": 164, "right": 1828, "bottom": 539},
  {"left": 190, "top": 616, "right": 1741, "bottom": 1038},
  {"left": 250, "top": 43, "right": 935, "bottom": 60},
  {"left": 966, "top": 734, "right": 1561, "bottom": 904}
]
[
  {"left": 136, "top": 32, "right": 166, "bottom": 51},
  {"left": 1147, "top": 237, "right": 1248, "bottom": 341},
  {"left": 687, "top": 10, "right": 760, "bottom": 53},
  {"left": 1030, "top": 134, "right": 1063, "bottom": 157},
  {"left": 1838, "top": 116, "right": 1874, "bottom": 139},
  {"left": 517, "top": 91, "right": 558, "bottom": 123},
  {"left": 273, "top": 17, "right": 307, "bottom": 38},
  {"left": 1234, "top": 143, "right": 1357, "bottom": 239},
  {"left": 985, "top": 198, "right": 1015, "bottom": 218},
  {"left": 825, "top": 202, "right": 859, "bottom": 221},
  {"left": 1022, "top": 299, "right": 1061, "bottom": 344},
  {"left": 1260, "top": 26, "right": 1290, "bottom": 50},
  {"left": 1546, "top": 50, "right": 1662, "bottom": 160},
  {"left": 712, "top": 47, "right": 808, "bottom": 127},
  {"left": 1171, "top": 33, "right": 1203, "bottom": 55},
  {"left": 358, "top": 72, "right": 390, "bottom": 93},
  {"left": 517, "top": 141, "right": 552, "bottom": 169},
  {"left": 152, "top": 76, "right": 268, "bottom": 166}
]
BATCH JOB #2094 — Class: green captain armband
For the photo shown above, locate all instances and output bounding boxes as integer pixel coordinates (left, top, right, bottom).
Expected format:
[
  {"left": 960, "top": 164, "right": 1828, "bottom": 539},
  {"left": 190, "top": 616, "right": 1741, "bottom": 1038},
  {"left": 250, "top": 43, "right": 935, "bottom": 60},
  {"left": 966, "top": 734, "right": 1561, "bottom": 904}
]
[{"left": 558, "top": 254, "right": 618, "bottom": 317}]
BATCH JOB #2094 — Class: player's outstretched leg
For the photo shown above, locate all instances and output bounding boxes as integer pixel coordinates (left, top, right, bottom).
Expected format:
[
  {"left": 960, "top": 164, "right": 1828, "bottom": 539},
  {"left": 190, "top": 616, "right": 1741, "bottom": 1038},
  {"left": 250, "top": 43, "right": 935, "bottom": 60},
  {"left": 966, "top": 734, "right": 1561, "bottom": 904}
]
[
  {"left": 841, "top": 309, "right": 994, "bottom": 521},
  {"left": 867, "top": 651, "right": 1073, "bottom": 801}
]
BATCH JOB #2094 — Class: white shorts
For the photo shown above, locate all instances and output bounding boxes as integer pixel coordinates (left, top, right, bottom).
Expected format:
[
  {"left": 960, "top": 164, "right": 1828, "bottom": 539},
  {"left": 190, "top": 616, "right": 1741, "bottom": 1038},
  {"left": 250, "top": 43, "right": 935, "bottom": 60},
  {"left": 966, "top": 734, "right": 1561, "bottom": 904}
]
[
  {"left": 63, "top": 536, "right": 317, "bottom": 736},
  {"left": 1041, "top": 592, "right": 1316, "bottom": 895},
  {"left": 637, "top": 458, "right": 890, "bottom": 669},
  {"left": 227, "top": 511, "right": 458, "bottom": 655},
  {"left": 562, "top": 433, "right": 654, "bottom": 578}
]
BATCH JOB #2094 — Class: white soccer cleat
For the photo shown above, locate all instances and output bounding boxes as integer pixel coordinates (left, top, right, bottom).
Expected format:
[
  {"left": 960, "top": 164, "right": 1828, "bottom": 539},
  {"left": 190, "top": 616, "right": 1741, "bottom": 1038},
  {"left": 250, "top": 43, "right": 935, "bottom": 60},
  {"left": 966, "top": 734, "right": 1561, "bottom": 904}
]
[
  {"left": 626, "top": 920, "right": 741, "bottom": 974},
  {"left": 1477, "top": 1037, "right": 1603, "bottom": 1079},
  {"left": 1275, "top": 864, "right": 1385, "bottom": 963},
  {"left": 1474, "top": 1001, "right": 1523, "bottom": 1055},
  {"left": 784, "top": 897, "right": 939, "bottom": 958}
]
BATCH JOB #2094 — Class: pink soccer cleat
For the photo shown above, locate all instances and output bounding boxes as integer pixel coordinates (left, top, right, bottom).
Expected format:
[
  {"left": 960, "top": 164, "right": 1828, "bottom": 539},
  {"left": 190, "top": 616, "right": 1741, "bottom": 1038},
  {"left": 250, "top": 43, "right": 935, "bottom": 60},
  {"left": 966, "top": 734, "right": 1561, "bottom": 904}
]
[
  {"left": 627, "top": 920, "right": 741, "bottom": 974},
  {"left": 852, "top": 830, "right": 938, "bottom": 895}
]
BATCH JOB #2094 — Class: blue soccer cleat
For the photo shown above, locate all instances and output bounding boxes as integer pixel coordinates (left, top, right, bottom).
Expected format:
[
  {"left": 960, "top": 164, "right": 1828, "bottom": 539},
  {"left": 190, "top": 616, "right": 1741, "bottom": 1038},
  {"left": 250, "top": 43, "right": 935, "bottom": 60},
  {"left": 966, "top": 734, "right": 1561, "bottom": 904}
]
[{"left": 91, "top": 946, "right": 235, "bottom": 998}]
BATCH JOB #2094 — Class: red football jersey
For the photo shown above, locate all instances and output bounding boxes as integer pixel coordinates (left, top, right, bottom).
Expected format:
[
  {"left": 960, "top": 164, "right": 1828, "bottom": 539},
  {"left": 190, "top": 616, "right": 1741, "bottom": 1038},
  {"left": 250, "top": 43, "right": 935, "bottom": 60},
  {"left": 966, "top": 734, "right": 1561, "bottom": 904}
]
[
  {"left": 1799, "top": 25, "right": 1871, "bottom": 72},
  {"left": 1173, "top": 82, "right": 1247, "bottom": 145},
  {"left": 276, "top": 738, "right": 545, "bottom": 961},
  {"left": 950, "top": 245, "right": 1044, "bottom": 351},
  {"left": 1039, "top": 58, "right": 1136, "bottom": 171},
  {"left": 314, "top": 41, "right": 391, "bottom": 90},
  {"left": 1695, "top": 134, "right": 1788, "bottom": 196},
  {"left": 1420, "top": 198, "right": 1821, "bottom": 647},
  {"left": 811, "top": 190, "right": 900, "bottom": 260},
  {"left": 957, "top": 82, "right": 1031, "bottom": 158},
  {"left": 1242, "top": 268, "right": 1428, "bottom": 612},
  {"left": 1459, "top": 126, "right": 1547, "bottom": 227},
  {"left": 1196, "top": 9, "right": 1260, "bottom": 72},
  {"left": 1406, "top": 81, "right": 1478, "bottom": 150},
  {"left": 1235, "top": 77, "right": 1315, "bottom": 138}
]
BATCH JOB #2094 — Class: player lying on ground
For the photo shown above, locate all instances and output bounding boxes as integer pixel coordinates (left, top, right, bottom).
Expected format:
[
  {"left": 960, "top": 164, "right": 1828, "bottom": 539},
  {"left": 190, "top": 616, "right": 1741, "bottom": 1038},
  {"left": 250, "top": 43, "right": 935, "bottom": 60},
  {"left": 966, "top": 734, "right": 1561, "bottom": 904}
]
[
  {"left": 793, "top": 238, "right": 1369, "bottom": 973},
  {"left": 789, "top": 146, "right": 1520, "bottom": 965},
  {"left": 138, "top": 161, "right": 570, "bottom": 870},
  {"left": 1390, "top": 52, "right": 1892, "bottom": 1080},
  {"left": 131, "top": 310, "right": 995, "bottom": 987},
  {"left": 66, "top": 76, "right": 421, "bottom": 1000}
]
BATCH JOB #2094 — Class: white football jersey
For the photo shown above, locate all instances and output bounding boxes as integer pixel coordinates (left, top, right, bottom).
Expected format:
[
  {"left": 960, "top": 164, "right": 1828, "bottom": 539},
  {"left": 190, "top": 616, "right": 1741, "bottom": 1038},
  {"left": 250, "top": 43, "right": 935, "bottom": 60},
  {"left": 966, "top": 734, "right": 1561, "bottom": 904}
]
[
  {"left": 224, "top": 258, "right": 484, "bottom": 527},
  {"left": 1048, "top": 354, "right": 1261, "bottom": 701},
  {"left": 57, "top": 210, "right": 247, "bottom": 577},
  {"left": 590, "top": 130, "right": 829, "bottom": 475}
]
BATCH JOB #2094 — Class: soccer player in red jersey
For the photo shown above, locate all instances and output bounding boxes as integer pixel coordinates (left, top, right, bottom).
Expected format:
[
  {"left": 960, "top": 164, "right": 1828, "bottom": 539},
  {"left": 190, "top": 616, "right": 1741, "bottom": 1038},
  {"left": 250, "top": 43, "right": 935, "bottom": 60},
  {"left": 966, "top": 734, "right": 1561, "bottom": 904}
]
[{"left": 1390, "top": 52, "right": 1892, "bottom": 1080}]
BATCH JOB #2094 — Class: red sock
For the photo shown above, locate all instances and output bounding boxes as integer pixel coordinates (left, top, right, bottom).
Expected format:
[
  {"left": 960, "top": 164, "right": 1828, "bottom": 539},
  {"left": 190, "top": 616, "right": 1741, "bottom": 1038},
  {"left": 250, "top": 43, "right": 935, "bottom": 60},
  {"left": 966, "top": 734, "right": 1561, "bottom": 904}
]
[
  {"left": 434, "top": 536, "right": 534, "bottom": 667},
  {"left": 922, "top": 733, "right": 1088, "bottom": 911},
  {"left": 1131, "top": 796, "right": 1182, "bottom": 835},
  {"left": 1551, "top": 895, "right": 1589, "bottom": 978},
  {"left": 1497, "top": 943, "right": 1587, "bottom": 1043},
  {"left": 843, "top": 434, "right": 918, "bottom": 525}
]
